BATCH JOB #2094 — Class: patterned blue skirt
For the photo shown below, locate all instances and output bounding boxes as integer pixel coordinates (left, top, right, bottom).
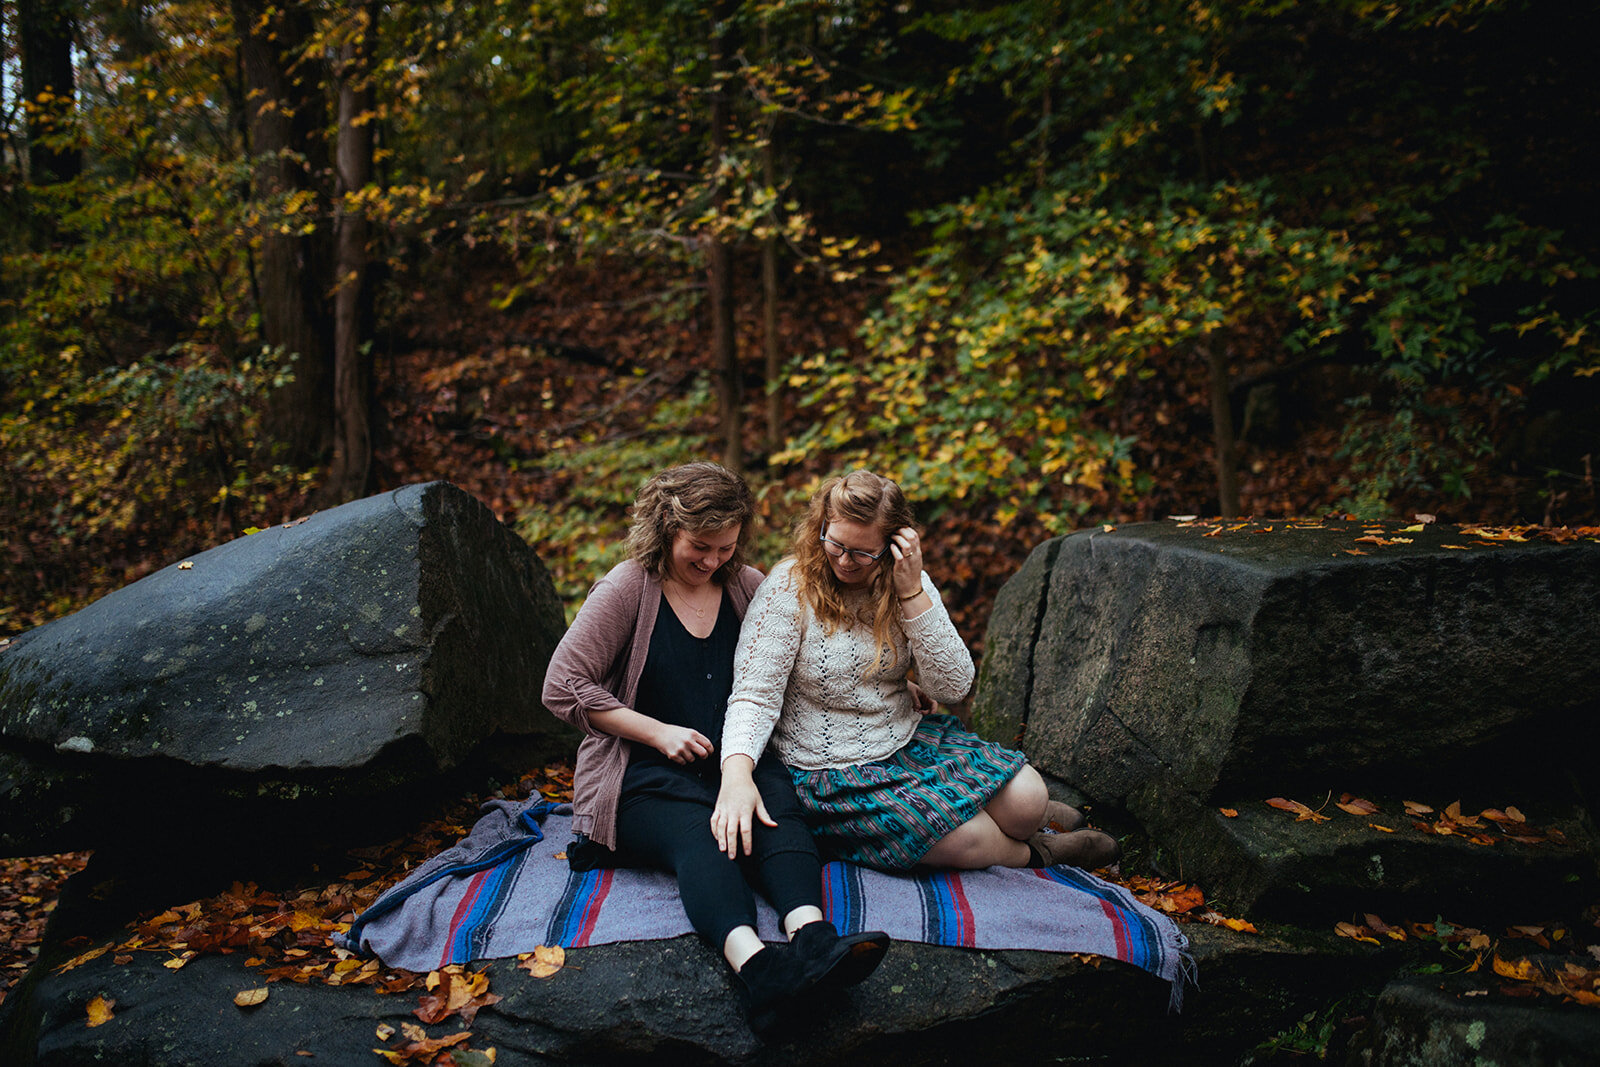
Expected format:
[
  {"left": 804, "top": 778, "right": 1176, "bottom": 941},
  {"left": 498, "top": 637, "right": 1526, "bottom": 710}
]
[{"left": 788, "top": 714, "right": 1028, "bottom": 871}]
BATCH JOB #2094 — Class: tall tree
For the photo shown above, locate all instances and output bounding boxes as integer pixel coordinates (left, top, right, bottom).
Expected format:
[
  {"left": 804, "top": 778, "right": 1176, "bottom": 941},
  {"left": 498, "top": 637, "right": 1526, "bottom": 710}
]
[
  {"left": 17, "top": 0, "right": 79, "bottom": 183},
  {"left": 707, "top": 0, "right": 741, "bottom": 472},
  {"left": 231, "top": 0, "right": 333, "bottom": 464},
  {"left": 325, "top": 0, "right": 379, "bottom": 502}
]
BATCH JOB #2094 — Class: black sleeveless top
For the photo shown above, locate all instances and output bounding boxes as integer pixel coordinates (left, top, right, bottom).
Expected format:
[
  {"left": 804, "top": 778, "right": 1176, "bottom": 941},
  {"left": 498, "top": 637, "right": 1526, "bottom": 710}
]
[{"left": 619, "top": 588, "right": 740, "bottom": 803}]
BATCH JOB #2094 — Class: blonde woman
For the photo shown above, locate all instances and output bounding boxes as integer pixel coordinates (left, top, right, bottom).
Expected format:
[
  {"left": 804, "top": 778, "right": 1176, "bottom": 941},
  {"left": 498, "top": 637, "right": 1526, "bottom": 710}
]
[
  {"left": 713, "top": 470, "right": 1119, "bottom": 872},
  {"left": 542, "top": 462, "right": 887, "bottom": 1030}
]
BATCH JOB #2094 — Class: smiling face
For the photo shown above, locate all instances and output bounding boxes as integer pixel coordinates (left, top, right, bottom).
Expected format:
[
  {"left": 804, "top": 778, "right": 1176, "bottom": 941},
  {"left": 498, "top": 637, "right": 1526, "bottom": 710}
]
[
  {"left": 819, "top": 517, "right": 887, "bottom": 588},
  {"left": 667, "top": 524, "right": 741, "bottom": 587}
]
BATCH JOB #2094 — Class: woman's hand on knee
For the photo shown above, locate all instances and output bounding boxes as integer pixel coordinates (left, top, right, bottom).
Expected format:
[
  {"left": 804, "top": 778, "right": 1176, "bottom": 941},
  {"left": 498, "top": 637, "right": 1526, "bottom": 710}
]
[{"left": 711, "top": 756, "right": 777, "bottom": 859}]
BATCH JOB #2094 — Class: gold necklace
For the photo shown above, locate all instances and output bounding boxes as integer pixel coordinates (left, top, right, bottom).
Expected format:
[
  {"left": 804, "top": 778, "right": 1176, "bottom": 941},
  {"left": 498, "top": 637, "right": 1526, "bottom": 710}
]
[{"left": 665, "top": 578, "right": 716, "bottom": 618}]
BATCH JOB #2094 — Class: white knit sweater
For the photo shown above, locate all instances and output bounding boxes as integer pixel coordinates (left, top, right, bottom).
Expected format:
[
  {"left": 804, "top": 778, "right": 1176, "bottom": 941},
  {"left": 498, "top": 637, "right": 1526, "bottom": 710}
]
[{"left": 720, "top": 558, "right": 976, "bottom": 771}]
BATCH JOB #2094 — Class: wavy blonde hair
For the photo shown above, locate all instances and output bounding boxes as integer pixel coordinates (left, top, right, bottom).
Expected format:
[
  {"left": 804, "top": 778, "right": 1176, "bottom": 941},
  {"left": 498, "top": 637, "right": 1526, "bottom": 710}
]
[
  {"left": 626, "top": 462, "right": 755, "bottom": 582},
  {"left": 791, "top": 470, "right": 915, "bottom": 669}
]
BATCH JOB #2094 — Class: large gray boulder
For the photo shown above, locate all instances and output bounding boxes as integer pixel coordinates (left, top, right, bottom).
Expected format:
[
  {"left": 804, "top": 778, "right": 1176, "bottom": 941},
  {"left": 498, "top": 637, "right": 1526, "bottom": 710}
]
[
  {"left": 974, "top": 518, "right": 1600, "bottom": 811},
  {"left": 973, "top": 519, "right": 1600, "bottom": 920},
  {"left": 0, "top": 482, "right": 573, "bottom": 860}
]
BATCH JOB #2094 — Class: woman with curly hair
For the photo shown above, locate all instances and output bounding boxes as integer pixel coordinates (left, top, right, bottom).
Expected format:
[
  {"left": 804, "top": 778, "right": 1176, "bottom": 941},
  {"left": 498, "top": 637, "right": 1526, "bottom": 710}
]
[
  {"left": 713, "top": 469, "right": 1120, "bottom": 873},
  {"left": 542, "top": 462, "right": 887, "bottom": 1030}
]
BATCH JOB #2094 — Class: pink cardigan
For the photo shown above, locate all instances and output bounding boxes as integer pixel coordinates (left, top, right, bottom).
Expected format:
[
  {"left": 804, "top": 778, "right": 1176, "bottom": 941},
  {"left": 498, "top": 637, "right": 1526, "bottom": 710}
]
[{"left": 541, "top": 558, "right": 764, "bottom": 848}]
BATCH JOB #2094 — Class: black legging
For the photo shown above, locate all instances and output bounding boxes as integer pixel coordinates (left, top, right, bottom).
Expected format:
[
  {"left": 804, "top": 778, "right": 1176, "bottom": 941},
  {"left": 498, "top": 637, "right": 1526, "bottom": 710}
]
[{"left": 615, "top": 758, "right": 822, "bottom": 950}]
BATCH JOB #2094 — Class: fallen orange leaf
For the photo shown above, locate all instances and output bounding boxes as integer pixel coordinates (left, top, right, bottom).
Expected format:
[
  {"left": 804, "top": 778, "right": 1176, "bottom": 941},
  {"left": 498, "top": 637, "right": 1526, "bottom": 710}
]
[
  {"left": 1335, "top": 922, "right": 1379, "bottom": 945},
  {"left": 1218, "top": 808, "right": 1239, "bottom": 818},
  {"left": 1493, "top": 954, "right": 1540, "bottom": 982},
  {"left": 234, "top": 987, "right": 269, "bottom": 1008},
  {"left": 1266, "top": 797, "right": 1331, "bottom": 823},
  {"left": 86, "top": 995, "right": 115, "bottom": 1028},
  {"left": 1336, "top": 795, "right": 1379, "bottom": 816}
]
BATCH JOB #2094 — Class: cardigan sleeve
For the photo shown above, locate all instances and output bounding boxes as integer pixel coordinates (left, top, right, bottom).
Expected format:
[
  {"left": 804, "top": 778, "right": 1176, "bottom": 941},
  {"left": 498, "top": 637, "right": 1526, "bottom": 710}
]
[
  {"left": 541, "top": 563, "right": 640, "bottom": 737},
  {"left": 720, "top": 561, "right": 804, "bottom": 765},
  {"left": 900, "top": 571, "right": 975, "bottom": 705}
]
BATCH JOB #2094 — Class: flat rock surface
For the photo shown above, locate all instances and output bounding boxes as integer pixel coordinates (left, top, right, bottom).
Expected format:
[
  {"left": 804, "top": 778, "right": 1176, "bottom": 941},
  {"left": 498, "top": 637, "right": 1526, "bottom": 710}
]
[
  {"left": 1139, "top": 789, "right": 1597, "bottom": 925},
  {"left": 1348, "top": 971, "right": 1600, "bottom": 1067},
  {"left": 3, "top": 924, "right": 1387, "bottom": 1066}
]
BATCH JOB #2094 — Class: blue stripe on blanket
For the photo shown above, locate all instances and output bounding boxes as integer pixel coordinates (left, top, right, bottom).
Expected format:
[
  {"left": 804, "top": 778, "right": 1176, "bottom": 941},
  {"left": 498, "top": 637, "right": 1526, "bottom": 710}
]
[
  {"left": 820, "top": 860, "right": 866, "bottom": 934},
  {"left": 546, "top": 866, "right": 613, "bottom": 947},
  {"left": 448, "top": 848, "right": 530, "bottom": 964},
  {"left": 917, "top": 871, "right": 977, "bottom": 947},
  {"left": 1034, "top": 864, "right": 1164, "bottom": 974}
]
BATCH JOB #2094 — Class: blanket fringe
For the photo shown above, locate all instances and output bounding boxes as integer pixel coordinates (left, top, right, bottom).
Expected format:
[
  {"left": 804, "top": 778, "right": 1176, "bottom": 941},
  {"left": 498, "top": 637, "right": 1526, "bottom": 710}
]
[{"left": 1168, "top": 935, "right": 1199, "bottom": 1014}]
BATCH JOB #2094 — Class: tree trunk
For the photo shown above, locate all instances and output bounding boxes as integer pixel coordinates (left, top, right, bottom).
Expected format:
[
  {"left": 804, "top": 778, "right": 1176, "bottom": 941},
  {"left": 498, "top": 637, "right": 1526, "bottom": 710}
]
[
  {"left": 17, "top": 0, "right": 79, "bottom": 184},
  {"left": 708, "top": 0, "right": 741, "bottom": 473},
  {"left": 761, "top": 134, "right": 783, "bottom": 455},
  {"left": 758, "top": 17, "right": 782, "bottom": 457},
  {"left": 1204, "top": 342, "right": 1241, "bottom": 517},
  {"left": 324, "top": 3, "right": 379, "bottom": 504},
  {"left": 231, "top": 0, "right": 333, "bottom": 465}
]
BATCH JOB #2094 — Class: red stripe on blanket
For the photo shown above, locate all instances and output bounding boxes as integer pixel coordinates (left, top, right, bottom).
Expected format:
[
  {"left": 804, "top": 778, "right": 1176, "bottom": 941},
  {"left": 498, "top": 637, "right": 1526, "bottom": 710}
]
[
  {"left": 1098, "top": 896, "right": 1130, "bottom": 961},
  {"left": 442, "top": 869, "right": 492, "bottom": 968},
  {"left": 947, "top": 873, "right": 976, "bottom": 947},
  {"left": 569, "top": 868, "right": 614, "bottom": 947}
]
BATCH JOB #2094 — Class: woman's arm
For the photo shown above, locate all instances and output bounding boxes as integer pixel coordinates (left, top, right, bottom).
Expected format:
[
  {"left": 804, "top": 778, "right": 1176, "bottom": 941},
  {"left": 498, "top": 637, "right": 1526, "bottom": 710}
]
[
  {"left": 719, "top": 564, "right": 804, "bottom": 765},
  {"left": 899, "top": 571, "right": 976, "bottom": 704},
  {"left": 542, "top": 565, "right": 714, "bottom": 762}
]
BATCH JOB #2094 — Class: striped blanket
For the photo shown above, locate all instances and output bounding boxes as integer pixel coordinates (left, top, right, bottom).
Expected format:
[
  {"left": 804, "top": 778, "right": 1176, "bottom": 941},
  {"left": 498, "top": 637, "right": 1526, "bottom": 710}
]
[{"left": 341, "top": 799, "right": 1192, "bottom": 1009}]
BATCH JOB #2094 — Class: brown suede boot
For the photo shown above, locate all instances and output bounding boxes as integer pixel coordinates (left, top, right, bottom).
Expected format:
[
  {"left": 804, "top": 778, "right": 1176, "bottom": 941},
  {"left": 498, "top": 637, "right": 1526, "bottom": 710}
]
[
  {"left": 1027, "top": 828, "right": 1121, "bottom": 870},
  {"left": 1042, "top": 799, "right": 1086, "bottom": 833}
]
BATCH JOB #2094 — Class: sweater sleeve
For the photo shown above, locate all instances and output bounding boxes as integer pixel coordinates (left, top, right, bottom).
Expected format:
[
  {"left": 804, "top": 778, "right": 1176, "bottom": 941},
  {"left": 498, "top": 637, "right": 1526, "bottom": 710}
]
[
  {"left": 541, "top": 565, "right": 638, "bottom": 737},
  {"left": 720, "top": 562, "right": 804, "bottom": 765},
  {"left": 901, "top": 572, "right": 976, "bottom": 704}
]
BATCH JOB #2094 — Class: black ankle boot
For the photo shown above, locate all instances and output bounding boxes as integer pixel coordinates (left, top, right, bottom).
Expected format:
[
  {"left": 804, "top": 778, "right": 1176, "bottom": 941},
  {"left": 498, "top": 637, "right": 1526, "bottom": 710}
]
[
  {"left": 788, "top": 921, "right": 890, "bottom": 991},
  {"left": 736, "top": 942, "right": 812, "bottom": 1031}
]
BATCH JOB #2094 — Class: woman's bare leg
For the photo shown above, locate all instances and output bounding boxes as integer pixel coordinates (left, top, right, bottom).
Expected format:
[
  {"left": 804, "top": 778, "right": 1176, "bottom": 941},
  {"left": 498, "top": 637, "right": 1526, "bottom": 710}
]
[{"left": 920, "top": 811, "right": 1033, "bottom": 869}]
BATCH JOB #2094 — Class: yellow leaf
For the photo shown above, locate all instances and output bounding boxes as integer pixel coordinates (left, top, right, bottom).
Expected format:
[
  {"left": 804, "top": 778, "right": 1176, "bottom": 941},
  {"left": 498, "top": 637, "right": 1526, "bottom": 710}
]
[
  {"left": 1493, "top": 954, "right": 1539, "bottom": 982},
  {"left": 518, "top": 944, "right": 566, "bottom": 979},
  {"left": 86, "top": 995, "right": 115, "bottom": 1027},
  {"left": 234, "top": 988, "right": 269, "bottom": 1008},
  {"left": 55, "top": 943, "right": 112, "bottom": 975}
]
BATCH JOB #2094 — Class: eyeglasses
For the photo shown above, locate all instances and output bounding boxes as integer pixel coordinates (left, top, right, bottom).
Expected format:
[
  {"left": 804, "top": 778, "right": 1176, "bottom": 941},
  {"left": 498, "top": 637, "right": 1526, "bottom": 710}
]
[{"left": 819, "top": 526, "right": 887, "bottom": 565}]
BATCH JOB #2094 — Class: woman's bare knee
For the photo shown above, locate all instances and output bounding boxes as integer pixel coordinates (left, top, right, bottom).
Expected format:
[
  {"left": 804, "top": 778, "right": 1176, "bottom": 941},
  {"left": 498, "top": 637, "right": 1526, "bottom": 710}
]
[{"left": 985, "top": 765, "right": 1048, "bottom": 840}]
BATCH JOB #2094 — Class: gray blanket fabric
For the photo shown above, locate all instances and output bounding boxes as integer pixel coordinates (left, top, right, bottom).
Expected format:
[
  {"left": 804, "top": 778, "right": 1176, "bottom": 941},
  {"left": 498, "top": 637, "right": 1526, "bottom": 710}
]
[{"left": 341, "top": 799, "right": 1194, "bottom": 1010}]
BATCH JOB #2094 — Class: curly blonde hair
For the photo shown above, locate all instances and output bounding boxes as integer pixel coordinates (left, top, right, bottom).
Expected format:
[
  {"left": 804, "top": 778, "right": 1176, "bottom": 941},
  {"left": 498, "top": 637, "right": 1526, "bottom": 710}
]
[
  {"left": 626, "top": 462, "right": 755, "bottom": 582},
  {"left": 791, "top": 470, "right": 915, "bottom": 666}
]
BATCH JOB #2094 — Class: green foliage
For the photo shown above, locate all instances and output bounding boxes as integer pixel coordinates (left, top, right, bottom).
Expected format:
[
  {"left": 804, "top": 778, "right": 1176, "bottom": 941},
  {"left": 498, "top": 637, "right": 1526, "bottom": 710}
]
[
  {"left": 779, "top": 176, "right": 1357, "bottom": 524},
  {"left": 512, "top": 379, "right": 812, "bottom": 618},
  {"left": 0, "top": 342, "right": 304, "bottom": 542},
  {"left": 512, "top": 386, "right": 717, "bottom": 618}
]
